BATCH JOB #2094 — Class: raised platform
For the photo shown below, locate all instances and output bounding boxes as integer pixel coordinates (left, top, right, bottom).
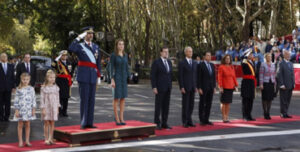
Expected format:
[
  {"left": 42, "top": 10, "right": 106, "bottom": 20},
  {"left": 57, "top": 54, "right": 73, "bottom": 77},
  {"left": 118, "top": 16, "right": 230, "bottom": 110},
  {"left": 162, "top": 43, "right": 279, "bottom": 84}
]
[{"left": 54, "top": 120, "right": 156, "bottom": 146}]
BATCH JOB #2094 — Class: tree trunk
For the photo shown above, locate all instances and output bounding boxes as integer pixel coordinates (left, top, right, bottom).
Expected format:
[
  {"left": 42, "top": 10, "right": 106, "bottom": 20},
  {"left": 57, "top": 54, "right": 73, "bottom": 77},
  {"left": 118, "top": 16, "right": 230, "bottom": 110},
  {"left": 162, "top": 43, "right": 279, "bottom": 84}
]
[
  {"left": 144, "top": 16, "right": 151, "bottom": 67},
  {"left": 268, "top": 0, "right": 279, "bottom": 38}
]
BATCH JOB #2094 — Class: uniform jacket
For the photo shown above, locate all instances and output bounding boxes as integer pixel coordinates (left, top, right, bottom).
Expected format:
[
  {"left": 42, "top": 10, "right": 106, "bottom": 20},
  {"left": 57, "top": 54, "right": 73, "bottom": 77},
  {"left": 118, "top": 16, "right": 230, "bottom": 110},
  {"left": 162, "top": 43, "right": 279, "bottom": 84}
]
[{"left": 68, "top": 39, "right": 101, "bottom": 84}]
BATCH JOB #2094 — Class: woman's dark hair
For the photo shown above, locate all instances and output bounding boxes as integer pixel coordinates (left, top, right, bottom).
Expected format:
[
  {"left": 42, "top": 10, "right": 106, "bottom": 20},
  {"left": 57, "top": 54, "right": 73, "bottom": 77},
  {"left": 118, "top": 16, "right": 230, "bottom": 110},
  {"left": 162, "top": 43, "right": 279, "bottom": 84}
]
[{"left": 221, "top": 54, "right": 232, "bottom": 65}]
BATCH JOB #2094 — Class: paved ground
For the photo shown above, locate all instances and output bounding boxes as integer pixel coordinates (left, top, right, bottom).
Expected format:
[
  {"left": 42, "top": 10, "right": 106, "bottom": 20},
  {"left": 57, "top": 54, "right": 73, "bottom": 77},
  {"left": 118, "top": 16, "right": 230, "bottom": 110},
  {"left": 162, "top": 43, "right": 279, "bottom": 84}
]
[{"left": 1, "top": 81, "right": 300, "bottom": 152}]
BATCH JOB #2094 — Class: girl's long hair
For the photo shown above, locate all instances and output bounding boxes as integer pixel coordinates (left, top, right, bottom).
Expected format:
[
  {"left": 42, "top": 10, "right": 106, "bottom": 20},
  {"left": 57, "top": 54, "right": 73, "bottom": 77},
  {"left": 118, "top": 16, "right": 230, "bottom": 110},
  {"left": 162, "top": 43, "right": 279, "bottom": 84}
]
[{"left": 18, "top": 73, "right": 31, "bottom": 89}]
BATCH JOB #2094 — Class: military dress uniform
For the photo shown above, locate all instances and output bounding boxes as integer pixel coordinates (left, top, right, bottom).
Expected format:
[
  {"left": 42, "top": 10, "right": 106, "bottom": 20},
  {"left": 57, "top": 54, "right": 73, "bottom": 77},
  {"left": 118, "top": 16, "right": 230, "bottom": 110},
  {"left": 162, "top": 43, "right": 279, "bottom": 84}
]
[
  {"left": 241, "top": 55, "right": 256, "bottom": 121},
  {"left": 52, "top": 54, "right": 73, "bottom": 117},
  {"left": 68, "top": 27, "right": 101, "bottom": 129}
]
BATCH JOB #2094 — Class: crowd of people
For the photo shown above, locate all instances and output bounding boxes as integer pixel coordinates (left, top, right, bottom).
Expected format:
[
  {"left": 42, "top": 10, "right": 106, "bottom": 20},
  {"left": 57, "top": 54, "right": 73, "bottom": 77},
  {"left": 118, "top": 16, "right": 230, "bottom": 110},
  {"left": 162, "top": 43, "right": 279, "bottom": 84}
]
[
  {"left": 216, "top": 27, "right": 300, "bottom": 64},
  {"left": 0, "top": 26, "right": 297, "bottom": 148}
]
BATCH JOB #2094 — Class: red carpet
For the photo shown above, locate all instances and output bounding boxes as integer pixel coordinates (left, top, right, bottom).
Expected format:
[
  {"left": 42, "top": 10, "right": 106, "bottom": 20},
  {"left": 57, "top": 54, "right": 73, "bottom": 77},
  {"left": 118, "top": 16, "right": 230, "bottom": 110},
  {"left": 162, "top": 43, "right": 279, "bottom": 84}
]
[
  {"left": 1, "top": 115, "right": 300, "bottom": 152},
  {"left": 155, "top": 115, "right": 300, "bottom": 136},
  {"left": 0, "top": 140, "right": 68, "bottom": 152},
  {"left": 55, "top": 120, "right": 155, "bottom": 134}
]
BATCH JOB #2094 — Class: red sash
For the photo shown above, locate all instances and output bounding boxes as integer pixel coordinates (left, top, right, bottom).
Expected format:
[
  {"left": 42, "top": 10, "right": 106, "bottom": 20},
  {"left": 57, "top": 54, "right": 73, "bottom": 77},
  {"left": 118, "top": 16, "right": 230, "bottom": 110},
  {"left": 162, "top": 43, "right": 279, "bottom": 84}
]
[
  {"left": 243, "top": 75, "right": 257, "bottom": 86},
  {"left": 78, "top": 61, "right": 101, "bottom": 77},
  {"left": 57, "top": 74, "right": 72, "bottom": 86}
]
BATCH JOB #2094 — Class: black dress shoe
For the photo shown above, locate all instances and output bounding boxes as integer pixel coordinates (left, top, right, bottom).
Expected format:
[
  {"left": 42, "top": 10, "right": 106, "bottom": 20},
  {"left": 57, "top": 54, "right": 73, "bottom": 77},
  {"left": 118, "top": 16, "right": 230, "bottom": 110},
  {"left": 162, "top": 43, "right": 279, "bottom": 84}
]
[
  {"left": 249, "top": 117, "right": 256, "bottom": 121},
  {"left": 188, "top": 123, "right": 196, "bottom": 127},
  {"left": 200, "top": 122, "right": 207, "bottom": 126},
  {"left": 156, "top": 125, "right": 162, "bottom": 130},
  {"left": 183, "top": 124, "right": 189, "bottom": 128},
  {"left": 223, "top": 120, "right": 230, "bottom": 123},
  {"left": 86, "top": 125, "right": 97, "bottom": 128},
  {"left": 206, "top": 121, "right": 213, "bottom": 125},
  {"left": 281, "top": 114, "right": 292, "bottom": 118},
  {"left": 162, "top": 125, "right": 172, "bottom": 129},
  {"left": 62, "top": 113, "right": 69, "bottom": 117},
  {"left": 80, "top": 126, "right": 86, "bottom": 129}
]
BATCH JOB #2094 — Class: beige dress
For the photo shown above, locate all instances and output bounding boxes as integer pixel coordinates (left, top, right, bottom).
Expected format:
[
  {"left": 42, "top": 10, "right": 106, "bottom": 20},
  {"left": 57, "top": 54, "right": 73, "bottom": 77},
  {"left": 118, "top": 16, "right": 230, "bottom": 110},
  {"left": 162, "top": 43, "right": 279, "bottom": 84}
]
[{"left": 40, "top": 85, "right": 60, "bottom": 121}]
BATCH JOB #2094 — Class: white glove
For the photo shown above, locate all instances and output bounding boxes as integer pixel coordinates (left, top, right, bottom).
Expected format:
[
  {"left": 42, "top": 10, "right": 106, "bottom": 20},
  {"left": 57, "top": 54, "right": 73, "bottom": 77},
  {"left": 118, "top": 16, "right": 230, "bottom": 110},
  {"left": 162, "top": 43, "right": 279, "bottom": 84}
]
[
  {"left": 98, "top": 78, "right": 101, "bottom": 85},
  {"left": 76, "top": 32, "right": 87, "bottom": 41}
]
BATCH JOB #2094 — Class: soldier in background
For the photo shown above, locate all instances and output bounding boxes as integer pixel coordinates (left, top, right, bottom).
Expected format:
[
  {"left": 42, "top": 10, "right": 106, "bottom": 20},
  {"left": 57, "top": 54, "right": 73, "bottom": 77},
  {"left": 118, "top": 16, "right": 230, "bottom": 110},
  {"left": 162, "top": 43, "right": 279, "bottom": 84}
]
[{"left": 52, "top": 50, "right": 74, "bottom": 117}]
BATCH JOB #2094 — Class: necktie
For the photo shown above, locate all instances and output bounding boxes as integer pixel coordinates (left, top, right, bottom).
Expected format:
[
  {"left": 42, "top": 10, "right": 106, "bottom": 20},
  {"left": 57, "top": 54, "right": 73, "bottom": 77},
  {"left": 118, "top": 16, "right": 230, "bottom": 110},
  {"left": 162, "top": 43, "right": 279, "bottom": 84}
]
[
  {"left": 3, "top": 63, "right": 7, "bottom": 75},
  {"left": 189, "top": 60, "right": 192, "bottom": 66},
  {"left": 164, "top": 60, "right": 169, "bottom": 72},
  {"left": 207, "top": 62, "right": 212, "bottom": 74},
  {"left": 26, "top": 63, "right": 30, "bottom": 73}
]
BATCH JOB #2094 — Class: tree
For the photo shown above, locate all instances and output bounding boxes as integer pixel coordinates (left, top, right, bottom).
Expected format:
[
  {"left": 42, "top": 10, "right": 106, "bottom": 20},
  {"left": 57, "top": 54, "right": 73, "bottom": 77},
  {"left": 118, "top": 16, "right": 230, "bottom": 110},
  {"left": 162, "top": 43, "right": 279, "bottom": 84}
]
[{"left": 225, "top": 0, "right": 269, "bottom": 41}]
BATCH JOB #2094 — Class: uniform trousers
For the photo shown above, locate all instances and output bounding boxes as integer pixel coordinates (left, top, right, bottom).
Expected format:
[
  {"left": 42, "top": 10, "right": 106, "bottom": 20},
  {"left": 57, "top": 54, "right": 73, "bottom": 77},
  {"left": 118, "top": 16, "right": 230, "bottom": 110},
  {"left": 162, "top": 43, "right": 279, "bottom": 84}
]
[{"left": 79, "top": 82, "right": 96, "bottom": 127}]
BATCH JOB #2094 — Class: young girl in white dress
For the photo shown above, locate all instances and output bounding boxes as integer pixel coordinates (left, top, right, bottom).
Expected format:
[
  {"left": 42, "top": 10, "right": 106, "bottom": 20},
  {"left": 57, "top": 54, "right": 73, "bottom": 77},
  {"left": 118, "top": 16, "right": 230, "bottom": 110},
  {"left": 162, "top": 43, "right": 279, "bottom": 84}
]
[
  {"left": 14, "top": 73, "right": 36, "bottom": 147},
  {"left": 40, "top": 70, "right": 60, "bottom": 145}
]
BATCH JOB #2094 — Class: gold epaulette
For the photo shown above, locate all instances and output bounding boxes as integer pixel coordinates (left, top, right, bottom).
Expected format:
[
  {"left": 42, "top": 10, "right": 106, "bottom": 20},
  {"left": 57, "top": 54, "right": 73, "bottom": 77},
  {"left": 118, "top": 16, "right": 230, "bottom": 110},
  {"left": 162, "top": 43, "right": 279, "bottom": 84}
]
[
  {"left": 51, "top": 62, "right": 56, "bottom": 66},
  {"left": 242, "top": 59, "right": 248, "bottom": 63}
]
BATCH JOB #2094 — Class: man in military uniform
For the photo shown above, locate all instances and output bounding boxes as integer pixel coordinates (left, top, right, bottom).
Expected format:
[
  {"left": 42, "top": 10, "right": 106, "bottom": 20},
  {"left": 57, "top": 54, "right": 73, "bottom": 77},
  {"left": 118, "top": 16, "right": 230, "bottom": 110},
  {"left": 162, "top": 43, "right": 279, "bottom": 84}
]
[
  {"left": 68, "top": 26, "right": 101, "bottom": 129},
  {"left": 241, "top": 48, "right": 256, "bottom": 121},
  {"left": 52, "top": 50, "right": 73, "bottom": 117}
]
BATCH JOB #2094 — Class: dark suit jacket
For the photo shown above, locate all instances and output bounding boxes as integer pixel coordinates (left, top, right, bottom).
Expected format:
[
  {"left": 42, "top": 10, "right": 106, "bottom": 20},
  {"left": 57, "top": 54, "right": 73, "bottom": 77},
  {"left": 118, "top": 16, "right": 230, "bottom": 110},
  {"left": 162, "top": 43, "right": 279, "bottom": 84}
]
[
  {"left": 178, "top": 59, "right": 197, "bottom": 92},
  {"left": 277, "top": 60, "right": 295, "bottom": 90},
  {"left": 197, "top": 61, "right": 216, "bottom": 91},
  {"left": 16, "top": 62, "right": 36, "bottom": 87},
  {"left": 151, "top": 58, "right": 172, "bottom": 92},
  {"left": 0, "top": 63, "right": 15, "bottom": 92}
]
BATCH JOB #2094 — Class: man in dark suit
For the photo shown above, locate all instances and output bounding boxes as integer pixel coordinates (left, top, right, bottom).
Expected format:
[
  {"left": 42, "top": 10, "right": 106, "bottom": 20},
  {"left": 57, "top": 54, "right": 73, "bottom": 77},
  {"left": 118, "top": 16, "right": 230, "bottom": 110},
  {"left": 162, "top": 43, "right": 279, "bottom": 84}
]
[
  {"left": 178, "top": 46, "right": 197, "bottom": 128},
  {"left": 277, "top": 50, "right": 295, "bottom": 118},
  {"left": 52, "top": 50, "right": 74, "bottom": 117},
  {"left": 197, "top": 51, "right": 216, "bottom": 126},
  {"left": 151, "top": 47, "right": 172, "bottom": 130},
  {"left": 0, "top": 53, "right": 15, "bottom": 121},
  {"left": 68, "top": 26, "right": 101, "bottom": 129},
  {"left": 16, "top": 53, "right": 36, "bottom": 87}
]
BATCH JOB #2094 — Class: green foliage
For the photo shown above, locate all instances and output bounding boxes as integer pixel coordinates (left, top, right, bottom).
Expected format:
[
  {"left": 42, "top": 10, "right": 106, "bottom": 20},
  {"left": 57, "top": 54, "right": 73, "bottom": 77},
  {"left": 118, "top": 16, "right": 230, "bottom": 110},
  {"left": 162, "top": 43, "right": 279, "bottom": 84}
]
[{"left": 1, "top": 0, "right": 299, "bottom": 66}]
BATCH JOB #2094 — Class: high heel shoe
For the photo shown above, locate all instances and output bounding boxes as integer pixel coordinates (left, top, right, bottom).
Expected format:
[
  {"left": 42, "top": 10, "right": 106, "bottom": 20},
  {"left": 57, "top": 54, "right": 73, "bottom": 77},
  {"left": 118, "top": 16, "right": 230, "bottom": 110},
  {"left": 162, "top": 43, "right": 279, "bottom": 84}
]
[
  {"left": 45, "top": 140, "right": 51, "bottom": 145},
  {"left": 120, "top": 121, "right": 126, "bottom": 125},
  {"left": 120, "top": 122, "right": 126, "bottom": 125},
  {"left": 18, "top": 143, "right": 24, "bottom": 147},
  {"left": 114, "top": 118, "right": 122, "bottom": 126},
  {"left": 25, "top": 142, "right": 32, "bottom": 147}
]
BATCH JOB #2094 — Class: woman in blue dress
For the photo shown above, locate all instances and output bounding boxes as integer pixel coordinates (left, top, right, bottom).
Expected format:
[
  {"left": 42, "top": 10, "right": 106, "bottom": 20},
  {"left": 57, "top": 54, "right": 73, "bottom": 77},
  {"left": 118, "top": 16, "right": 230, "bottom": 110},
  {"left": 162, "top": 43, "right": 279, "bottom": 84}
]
[{"left": 110, "top": 39, "right": 130, "bottom": 125}]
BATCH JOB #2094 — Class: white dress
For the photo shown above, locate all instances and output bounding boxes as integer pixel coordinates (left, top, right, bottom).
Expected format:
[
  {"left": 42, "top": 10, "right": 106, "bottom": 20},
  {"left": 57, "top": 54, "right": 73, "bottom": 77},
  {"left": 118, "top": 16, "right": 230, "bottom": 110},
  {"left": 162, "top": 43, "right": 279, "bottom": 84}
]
[{"left": 13, "top": 86, "right": 36, "bottom": 121}]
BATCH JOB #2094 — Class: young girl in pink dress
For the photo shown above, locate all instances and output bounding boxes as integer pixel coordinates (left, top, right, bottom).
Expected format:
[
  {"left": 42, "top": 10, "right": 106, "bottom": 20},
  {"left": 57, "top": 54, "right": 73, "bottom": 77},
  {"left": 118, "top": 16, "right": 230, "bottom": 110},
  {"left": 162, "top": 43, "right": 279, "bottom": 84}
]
[{"left": 40, "top": 70, "right": 60, "bottom": 145}]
